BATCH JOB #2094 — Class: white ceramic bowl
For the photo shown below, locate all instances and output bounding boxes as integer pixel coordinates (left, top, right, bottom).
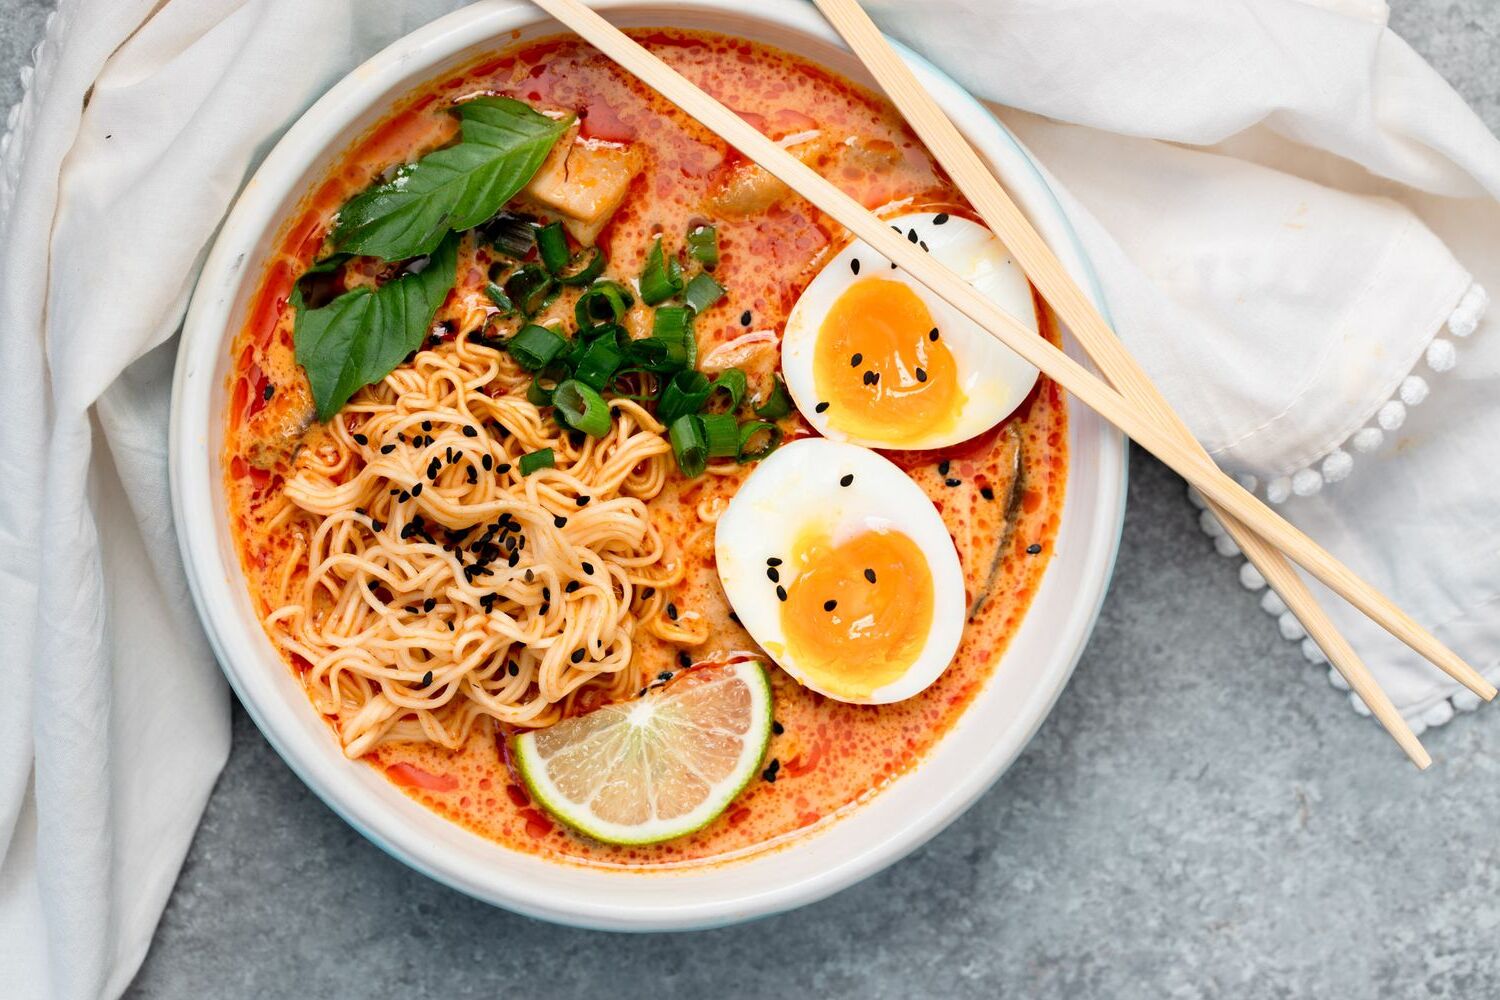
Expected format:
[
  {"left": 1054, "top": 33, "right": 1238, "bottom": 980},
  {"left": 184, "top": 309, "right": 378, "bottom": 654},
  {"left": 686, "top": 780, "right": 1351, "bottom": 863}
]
[{"left": 170, "top": 0, "right": 1126, "bottom": 930}]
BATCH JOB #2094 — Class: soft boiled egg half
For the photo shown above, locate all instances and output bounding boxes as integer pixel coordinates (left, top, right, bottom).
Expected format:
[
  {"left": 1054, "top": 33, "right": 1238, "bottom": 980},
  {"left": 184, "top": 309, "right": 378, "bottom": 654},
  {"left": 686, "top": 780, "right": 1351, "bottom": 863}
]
[
  {"left": 715, "top": 438, "right": 965, "bottom": 704},
  {"left": 781, "top": 211, "right": 1040, "bottom": 450}
]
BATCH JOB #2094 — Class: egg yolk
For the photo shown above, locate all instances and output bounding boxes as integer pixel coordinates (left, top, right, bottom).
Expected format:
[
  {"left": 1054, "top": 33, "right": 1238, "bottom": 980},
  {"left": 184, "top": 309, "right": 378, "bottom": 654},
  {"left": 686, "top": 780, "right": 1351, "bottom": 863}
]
[
  {"left": 779, "top": 526, "right": 936, "bottom": 700},
  {"left": 813, "top": 278, "right": 963, "bottom": 445}
]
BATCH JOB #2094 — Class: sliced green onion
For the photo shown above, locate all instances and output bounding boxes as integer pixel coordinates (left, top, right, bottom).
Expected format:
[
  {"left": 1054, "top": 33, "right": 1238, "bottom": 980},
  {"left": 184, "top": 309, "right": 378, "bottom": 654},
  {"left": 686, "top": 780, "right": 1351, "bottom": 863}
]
[
  {"left": 639, "top": 237, "right": 684, "bottom": 305},
  {"left": 706, "top": 368, "right": 748, "bottom": 413},
  {"left": 736, "top": 421, "right": 783, "bottom": 463},
  {"left": 686, "top": 225, "right": 719, "bottom": 268},
  {"left": 484, "top": 213, "right": 537, "bottom": 258},
  {"left": 536, "top": 221, "right": 570, "bottom": 274},
  {"left": 657, "top": 370, "right": 712, "bottom": 424},
  {"left": 518, "top": 448, "right": 555, "bottom": 476},
  {"left": 555, "top": 245, "right": 605, "bottom": 286},
  {"left": 650, "top": 306, "right": 697, "bottom": 370},
  {"left": 505, "top": 263, "right": 559, "bottom": 317},
  {"left": 526, "top": 362, "right": 568, "bottom": 407},
  {"left": 505, "top": 323, "right": 567, "bottom": 371},
  {"left": 699, "top": 413, "right": 740, "bottom": 459},
  {"left": 484, "top": 281, "right": 515, "bottom": 314},
  {"left": 683, "top": 272, "right": 726, "bottom": 314},
  {"left": 621, "top": 337, "right": 672, "bottom": 371},
  {"left": 552, "top": 380, "right": 613, "bottom": 438},
  {"left": 669, "top": 415, "right": 708, "bottom": 478},
  {"left": 754, "top": 373, "right": 793, "bottom": 420},
  {"left": 574, "top": 280, "right": 634, "bottom": 327},
  {"left": 607, "top": 368, "right": 662, "bottom": 401},
  {"left": 571, "top": 335, "right": 624, "bottom": 391}
]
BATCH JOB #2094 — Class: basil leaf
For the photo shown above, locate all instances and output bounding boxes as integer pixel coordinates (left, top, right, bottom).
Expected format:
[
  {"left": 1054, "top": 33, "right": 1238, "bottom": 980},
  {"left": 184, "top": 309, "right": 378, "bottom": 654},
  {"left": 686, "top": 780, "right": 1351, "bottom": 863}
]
[
  {"left": 294, "top": 233, "right": 459, "bottom": 421},
  {"left": 332, "top": 97, "right": 572, "bottom": 261}
]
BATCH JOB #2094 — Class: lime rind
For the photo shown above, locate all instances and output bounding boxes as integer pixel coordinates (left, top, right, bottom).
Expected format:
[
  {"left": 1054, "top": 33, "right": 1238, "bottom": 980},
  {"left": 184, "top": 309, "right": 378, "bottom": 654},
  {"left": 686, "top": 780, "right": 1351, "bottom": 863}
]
[{"left": 514, "top": 662, "right": 773, "bottom": 846}]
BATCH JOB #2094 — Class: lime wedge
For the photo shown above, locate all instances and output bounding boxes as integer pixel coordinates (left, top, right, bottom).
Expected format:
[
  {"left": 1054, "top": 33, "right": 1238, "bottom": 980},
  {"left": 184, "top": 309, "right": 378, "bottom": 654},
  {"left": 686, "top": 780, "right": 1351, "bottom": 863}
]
[{"left": 514, "top": 661, "right": 773, "bottom": 845}]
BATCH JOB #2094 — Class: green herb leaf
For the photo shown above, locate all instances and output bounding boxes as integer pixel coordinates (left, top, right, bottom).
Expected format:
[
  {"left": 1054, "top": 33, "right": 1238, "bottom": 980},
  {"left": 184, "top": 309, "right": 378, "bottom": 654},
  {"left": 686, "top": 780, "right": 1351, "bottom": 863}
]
[
  {"left": 293, "top": 233, "right": 459, "bottom": 421},
  {"left": 332, "top": 98, "right": 573, "bottom": 260}
]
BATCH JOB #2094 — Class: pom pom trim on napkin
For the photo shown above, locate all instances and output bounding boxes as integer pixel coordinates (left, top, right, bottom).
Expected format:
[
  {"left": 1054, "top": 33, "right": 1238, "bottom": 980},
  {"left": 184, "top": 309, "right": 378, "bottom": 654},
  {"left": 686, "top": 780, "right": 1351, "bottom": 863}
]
[{"left": 1187, "top": 282, "right": 1488, "bottom": 733}]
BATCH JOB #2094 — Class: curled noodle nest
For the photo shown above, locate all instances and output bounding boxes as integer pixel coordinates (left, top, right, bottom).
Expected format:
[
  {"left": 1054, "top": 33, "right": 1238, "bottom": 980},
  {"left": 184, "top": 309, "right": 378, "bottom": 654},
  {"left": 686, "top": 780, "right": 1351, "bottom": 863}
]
[{"left": 267, "top": 332, "right": 685, "bottom": 757}]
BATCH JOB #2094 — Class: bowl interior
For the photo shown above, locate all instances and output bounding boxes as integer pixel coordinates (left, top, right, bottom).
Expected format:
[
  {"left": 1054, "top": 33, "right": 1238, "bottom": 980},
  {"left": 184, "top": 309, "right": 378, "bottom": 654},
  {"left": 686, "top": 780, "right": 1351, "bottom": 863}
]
[{"left": 171, "top": 0, "right": 1125, "bottom": 930}]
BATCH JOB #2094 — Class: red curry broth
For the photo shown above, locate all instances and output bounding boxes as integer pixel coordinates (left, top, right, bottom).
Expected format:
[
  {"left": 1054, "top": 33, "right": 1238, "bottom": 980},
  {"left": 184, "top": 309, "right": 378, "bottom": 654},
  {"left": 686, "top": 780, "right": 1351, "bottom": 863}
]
[{"left": 223, "top": 30, "right": 1067, "bottom": 868}]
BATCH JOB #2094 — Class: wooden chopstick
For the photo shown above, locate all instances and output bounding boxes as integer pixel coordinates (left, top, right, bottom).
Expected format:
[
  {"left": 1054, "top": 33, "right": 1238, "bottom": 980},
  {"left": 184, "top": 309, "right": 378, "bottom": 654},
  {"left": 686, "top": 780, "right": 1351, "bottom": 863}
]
[
  {"left": 807, "top": 0, "right": 1429, "bottom": 766},
  {"left": 526, "top": 0, "right": 1495, "bottom": 708}
]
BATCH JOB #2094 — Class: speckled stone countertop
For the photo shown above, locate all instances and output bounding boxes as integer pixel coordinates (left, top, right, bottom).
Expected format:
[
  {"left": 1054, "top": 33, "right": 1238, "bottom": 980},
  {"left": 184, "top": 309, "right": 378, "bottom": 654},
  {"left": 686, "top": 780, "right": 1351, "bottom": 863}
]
[{"left": 4, "top": 2, "right": 1498, "bottom": 997}]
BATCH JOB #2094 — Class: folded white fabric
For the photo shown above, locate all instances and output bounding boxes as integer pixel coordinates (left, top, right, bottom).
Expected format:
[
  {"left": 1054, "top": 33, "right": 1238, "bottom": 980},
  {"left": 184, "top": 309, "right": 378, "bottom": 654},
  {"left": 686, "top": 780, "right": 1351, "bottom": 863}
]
[{"left": 0, "top": 0, "right": 1495, "bottom": 996}]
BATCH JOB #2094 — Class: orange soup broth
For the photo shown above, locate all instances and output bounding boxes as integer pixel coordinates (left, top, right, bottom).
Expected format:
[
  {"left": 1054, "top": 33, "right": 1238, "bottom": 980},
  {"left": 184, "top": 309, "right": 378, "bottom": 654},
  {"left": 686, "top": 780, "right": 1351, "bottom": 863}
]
[{"left": 224, "top": 30, "right": 1068, "bottom": 869}]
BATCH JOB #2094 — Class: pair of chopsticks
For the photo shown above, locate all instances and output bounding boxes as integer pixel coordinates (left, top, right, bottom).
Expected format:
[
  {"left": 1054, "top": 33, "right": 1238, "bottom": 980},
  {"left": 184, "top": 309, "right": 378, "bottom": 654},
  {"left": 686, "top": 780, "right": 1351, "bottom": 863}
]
[{"left": 528, "top": 0, "right": 1492, "bottom": 767}]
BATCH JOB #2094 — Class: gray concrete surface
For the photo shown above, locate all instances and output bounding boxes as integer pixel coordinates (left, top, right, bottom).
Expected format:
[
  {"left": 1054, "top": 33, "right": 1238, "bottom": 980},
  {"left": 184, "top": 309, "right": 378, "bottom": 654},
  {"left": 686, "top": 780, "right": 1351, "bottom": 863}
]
[{"left": 5, "top": 2, "right": 1499, "bottom": 997}]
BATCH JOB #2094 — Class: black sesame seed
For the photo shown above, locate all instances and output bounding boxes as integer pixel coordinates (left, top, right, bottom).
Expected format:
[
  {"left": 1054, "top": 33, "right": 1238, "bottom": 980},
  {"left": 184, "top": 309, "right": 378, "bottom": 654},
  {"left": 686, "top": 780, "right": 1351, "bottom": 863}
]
[
  {"left": 380, "top": 444, "right": 396, "bottom": 454},
  {"left": 553, "top": 515, "right": 567, "bottom": 528},
  {"left": 565, "top": 581, "right": 581, "bottom": 594},
  {"left": 849, "top": 352, "right": 863, "bottom": 367},
  {"left": 915, "top": 368, "right": 927, "bottom": 382},
  {"left": 772, "top": 720, "right": 785, "bottom": 735},
  {"left": 666, "top": 602, "right": 679, "bottom": 620},
  {"left": 907, "top": 228, "right": 919, "bottom": 243},
  {"left": 462, "top": 425, "right": 478, "bottom": 437},
  {"left": 422, "top": 420, "right": 433, "bottom": 432},
  {"left": 840, "top": 473, "right": 854, "bottom": 487},
  {"left": 423, "top": 598, "right": 436, "bottom": 612},
  {"left": 262, "top": 383, "right": 276, "bottom": 401},
  {"left": 945, "top": 477, "right": 962, "bottom": 488},
  {"left": 466, "top": 467, "right": 478, "bottom": 484},
  {"left": 934, "top": 212, "right": 949, "bottom": 225},
  {"left": 371, "top": 520, "right": 385, "bottom": 532},
  {"left": 740, "top": 309, "right": 753, "bottom": 326},
  {"left": 851, "top": 258, "right": 861, "bottom": 275},
  {"left": 352, "top": 433, "right": 368, "bottom": 446},
  {"left": 497, "top": 463, "right": 511, "bottom": 474},
  {"left": 508, "top": 661, "right": 520, "bottom": 677},
  {"left": 824, "top": 600, "right": 837, "bottom": 612},
  {"left": 420, "top": 670, "right": 433, "bottom": 688},
  {"left": 919, "top": 240, "right": 930, "bottom": 253},
  {"left": 482, "top": 454, "right": 493, "bottom": 471},
  {"left": 767, "top": 567, "right": 780, "bottom": 582},
  {"left": 397, "top": 490, "right": 410, "bottom": 503},
  {"left": 571, "top": 648, "right": 586, "bottom": 663},
  {"left": 762, "top": 759, "right": 780, "bottom": 783},
  {"left": 929, "top": 328, "right": 939, "bottom": 341},
  {"left": 767, "top": 557, "right": 782, "bottom": 566},
  {"left": 776, "top": 585, "right": 787, "bottom": 602},
  {"left": 862, "top": 370, "right": 878, "bottom": 386},
  {"left": 677, "top": 651, "right": 692, "bottom": 669},
  {"left": 865, "top": 568, "right": 877, "bottom": 583},
  {"left": 576, "top": 495, "right": 591, "bottom": 507},
  {"left": 1027, "top": 543, "right": 1043, "bottom": 555},
  {"left": 581, "top": 561, "right": 594, "bottom": 575},
  {"left": 410, "top": 482, "right": 423, "bottom": 497},
  {"left": 938, "top": 460, "right": 951, "bottom": 476},
  {"left": 815, "top": 401, "right": 830, "bottom": 414},
  {"left": 524, "top": 569, "right": 535, "bottom": 583},
  {"left": 980, "top": 486, "right": 996, "bottom": 501},
  {"left": 507, "top": 550, "right": 520, "bottom": 567}
]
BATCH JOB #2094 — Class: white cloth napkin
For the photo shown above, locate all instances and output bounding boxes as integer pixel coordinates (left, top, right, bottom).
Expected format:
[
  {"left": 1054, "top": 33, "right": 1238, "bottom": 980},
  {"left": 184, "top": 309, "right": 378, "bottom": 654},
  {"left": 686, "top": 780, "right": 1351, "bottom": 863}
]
[{"left": 0, "top": 0, "right": 1495, "bottom": 996}]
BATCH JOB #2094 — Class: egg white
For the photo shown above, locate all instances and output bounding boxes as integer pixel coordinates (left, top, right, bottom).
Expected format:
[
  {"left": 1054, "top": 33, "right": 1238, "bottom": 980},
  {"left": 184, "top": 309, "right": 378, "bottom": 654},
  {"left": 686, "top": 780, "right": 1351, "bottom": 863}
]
[
  {"left": 780, "top": 211, "right": 1040, "bottom": 450},
  {"left": 714, "top": 438, "right": 966, "bottom": 704}
]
